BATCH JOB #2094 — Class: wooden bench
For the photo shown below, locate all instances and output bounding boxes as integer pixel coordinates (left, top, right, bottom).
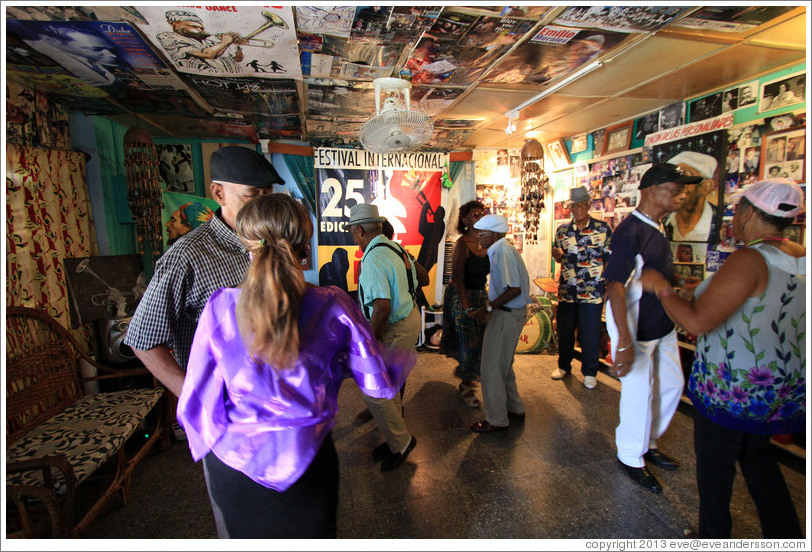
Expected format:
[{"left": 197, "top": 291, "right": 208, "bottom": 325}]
[{"left": 5, "top": 306, "right": 166, "bottom": 538}]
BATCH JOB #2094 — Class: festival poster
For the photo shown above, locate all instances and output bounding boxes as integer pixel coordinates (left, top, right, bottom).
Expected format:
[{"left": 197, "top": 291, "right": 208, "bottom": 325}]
[
  {"left": 136, "top": 6, "right": 301, "bottom": 79},
  {"left": 315, "top": 148, "right": 448, "bottom": 305}
]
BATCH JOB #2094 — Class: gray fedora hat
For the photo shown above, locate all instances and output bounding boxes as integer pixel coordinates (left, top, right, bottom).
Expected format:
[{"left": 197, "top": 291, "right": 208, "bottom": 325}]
[
  {"left": 347, "top": 204, "right": 386, "bottom": 227},
  {"left": 568, "top": 186, "right": 590, "bottom": 205}
]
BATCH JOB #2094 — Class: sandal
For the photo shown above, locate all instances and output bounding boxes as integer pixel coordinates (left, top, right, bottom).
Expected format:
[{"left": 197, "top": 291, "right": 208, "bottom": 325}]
[{"left": 459, "top": 383, "right": 481, "bottom": 408}]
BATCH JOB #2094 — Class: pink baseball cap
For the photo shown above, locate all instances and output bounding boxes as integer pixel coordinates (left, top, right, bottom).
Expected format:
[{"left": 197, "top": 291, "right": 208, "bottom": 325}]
[{"left": 734, "top": 178, "right": 805, "bottom": 218}]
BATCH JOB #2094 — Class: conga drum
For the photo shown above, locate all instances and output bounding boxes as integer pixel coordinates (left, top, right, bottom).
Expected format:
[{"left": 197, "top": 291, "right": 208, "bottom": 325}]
[{"left": 516, "top": 310, "right": 552, "bottom": 353}]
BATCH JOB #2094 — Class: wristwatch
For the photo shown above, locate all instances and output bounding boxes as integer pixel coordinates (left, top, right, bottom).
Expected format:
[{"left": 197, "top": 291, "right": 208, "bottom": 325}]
[{"left": 486, "top": 305, "right": 493, "bottom": 312}]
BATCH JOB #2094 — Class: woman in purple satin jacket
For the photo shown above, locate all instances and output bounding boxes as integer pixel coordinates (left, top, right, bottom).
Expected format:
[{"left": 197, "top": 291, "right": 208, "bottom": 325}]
[{"left": 177, "top": 194, "right": 414, "bottom": 538}]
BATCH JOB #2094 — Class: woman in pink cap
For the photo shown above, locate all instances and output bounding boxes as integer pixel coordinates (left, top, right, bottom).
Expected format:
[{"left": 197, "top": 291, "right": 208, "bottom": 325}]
[{"left": 640, "top": 178, "right": 805, "bottom": 538}]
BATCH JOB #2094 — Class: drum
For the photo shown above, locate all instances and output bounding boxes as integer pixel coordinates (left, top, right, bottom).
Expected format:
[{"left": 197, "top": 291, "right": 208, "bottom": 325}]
[{"left": 515, "top": 310, "right": 552, "bottom": 353}]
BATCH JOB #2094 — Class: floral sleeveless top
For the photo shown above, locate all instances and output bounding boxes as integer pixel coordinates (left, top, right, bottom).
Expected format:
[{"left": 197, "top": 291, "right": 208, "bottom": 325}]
[{"left": 686, "top": 243, "right": 806, "bottom": 435}]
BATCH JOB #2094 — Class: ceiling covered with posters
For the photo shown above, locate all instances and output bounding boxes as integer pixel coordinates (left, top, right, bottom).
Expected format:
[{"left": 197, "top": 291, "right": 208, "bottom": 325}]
[{"left": 5, "top": 4, "right": 808, "bottom": 150}]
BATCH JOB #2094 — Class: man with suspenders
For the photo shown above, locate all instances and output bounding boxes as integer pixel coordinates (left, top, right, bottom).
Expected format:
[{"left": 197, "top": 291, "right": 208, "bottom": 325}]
[{"left": 347, "top": 204, "right": 421, "bottom": 472}]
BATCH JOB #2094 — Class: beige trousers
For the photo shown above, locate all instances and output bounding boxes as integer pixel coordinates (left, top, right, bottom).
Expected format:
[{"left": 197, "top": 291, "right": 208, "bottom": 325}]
[
  {"left": 363, "top": 306, "right": 421, "bottom": 453},
  {"left": 480, "top": 309, "right": 527, "bottom": 427}
]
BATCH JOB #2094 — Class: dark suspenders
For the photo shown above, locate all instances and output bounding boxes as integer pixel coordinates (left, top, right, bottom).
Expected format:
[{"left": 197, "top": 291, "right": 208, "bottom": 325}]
[{"left": 358, "top": 241, "right": 417, "bottom": 320}]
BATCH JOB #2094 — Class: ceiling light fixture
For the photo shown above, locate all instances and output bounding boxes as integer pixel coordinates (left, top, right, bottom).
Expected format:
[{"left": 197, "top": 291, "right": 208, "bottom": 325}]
[
  {"left": 504, "top": 60, "right": 604, "bottom": 123},
  {"left": 505, "top": 109, "right": 518, "bottom": 135}
]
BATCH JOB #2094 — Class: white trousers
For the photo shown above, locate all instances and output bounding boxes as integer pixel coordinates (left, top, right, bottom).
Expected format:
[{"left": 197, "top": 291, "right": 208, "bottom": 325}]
[{"left": 615, "top": 330, "right": 684, "bottom": 467}]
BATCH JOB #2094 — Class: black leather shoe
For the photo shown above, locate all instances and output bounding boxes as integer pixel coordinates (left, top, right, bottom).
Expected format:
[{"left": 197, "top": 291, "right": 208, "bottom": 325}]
[
  {"left": 618, "top": 460, "right": 662, "bottom": 493},
  {"left": 507, "top": 411, "right": 526, "bottom": 421},
  {"left": 371, "top": 442, "right": 390, "bottom": 463},
  {"left": 644, "top": 449, "right": 679, "bottom": 471},
  {"left": 470, "top": 420, "right": 509, "bottom": 433},
  {"left": 381, "top": 436, "right": 417, "bottom": 472}
]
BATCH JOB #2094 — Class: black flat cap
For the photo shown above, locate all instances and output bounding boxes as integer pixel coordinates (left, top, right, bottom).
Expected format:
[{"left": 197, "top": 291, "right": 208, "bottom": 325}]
[
  {"left": 639, "top": 162, "right": 703, "bottom": 189},
  {"left": 210, "top": 146, "right": 284, "bottom": 188}
]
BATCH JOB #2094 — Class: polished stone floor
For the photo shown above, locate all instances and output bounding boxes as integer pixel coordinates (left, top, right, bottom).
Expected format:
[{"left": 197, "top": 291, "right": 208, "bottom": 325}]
[{"left": 80, "top": 351, "right": 806, "bottom": 542}]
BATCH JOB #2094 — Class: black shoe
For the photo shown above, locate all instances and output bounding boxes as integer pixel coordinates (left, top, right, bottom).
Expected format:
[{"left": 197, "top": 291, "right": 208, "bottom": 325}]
[
  {"left": 507, "top": 411, "right": 526, "bottom": 421},
  {"left": 371, "top": 442, "right": 390, "bottom": 463},
  {"left": 644, "top": 449, "right": 679, "bottom": 471},
  {"left": 618, "top": 460, "right": 662, "bottom": 493},
  {"left": 381, "top": 436, "right": 417, "bottom": 472},
  {"left": 353, "top": 408, "right": 374, "bottom": 426}
]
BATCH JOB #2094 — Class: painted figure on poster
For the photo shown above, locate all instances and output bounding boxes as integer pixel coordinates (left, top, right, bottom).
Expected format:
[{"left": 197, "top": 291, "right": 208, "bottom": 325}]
[
  {"left": 165, "top": 202, "right": 215, "bottom": 247},
  {"left": 663, "top": 151, "right": 720, "bottom": 243},
  {"left": 18, "top": 23, "right": 121, "bottom": 86},
  {"left": 157, "top": 10, "right": 245, "bottom": 73}
]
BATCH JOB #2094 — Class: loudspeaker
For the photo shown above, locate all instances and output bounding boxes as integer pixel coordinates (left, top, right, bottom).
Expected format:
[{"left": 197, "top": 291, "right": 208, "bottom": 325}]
[{"left": 99, "top": 316, "right": 136, "bottom": 364}]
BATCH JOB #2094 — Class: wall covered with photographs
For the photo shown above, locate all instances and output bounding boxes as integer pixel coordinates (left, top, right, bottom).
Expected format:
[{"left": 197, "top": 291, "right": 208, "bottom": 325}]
[
  {"left": 549, "top": 63, "right": 805, "bottom": 289},
  {"left": 472, "top": 147, "right": 552, "bottom": 281}
]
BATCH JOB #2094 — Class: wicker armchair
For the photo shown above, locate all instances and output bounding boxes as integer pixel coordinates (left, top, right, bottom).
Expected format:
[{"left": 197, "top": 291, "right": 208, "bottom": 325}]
[{"left": 6, "top": 306, "right": 166, "bottom": 538}]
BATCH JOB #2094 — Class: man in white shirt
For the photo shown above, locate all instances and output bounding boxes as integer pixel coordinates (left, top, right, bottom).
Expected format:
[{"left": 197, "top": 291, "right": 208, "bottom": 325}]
[{"left": 468, "top": 214, "right": 531, "bottom": 433}]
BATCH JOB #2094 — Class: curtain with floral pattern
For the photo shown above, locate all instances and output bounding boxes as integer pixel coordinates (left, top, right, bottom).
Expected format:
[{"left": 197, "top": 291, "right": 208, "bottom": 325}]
[{"left": 6, "top": 144, "right": 98, "bottom": 348}]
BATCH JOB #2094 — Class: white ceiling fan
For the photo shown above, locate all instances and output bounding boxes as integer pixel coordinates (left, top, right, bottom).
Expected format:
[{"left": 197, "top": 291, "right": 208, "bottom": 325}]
[{"left": 358, "top": 77, "right": 434, "bottom": 154}]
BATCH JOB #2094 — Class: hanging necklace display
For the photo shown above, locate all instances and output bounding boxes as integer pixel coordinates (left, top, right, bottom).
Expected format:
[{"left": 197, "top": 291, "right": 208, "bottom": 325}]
[
  {"left": 520, "top": 139, "right": 547, "bottom": 245},
  {"left": 123, "top": 125, "right": 163, "bottom": 273}
]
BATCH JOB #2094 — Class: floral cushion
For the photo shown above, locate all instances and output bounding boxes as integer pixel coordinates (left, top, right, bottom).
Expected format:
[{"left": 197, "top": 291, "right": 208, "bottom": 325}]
[{"left": 6, "top": 388, "right": 164, "bottom": 493}]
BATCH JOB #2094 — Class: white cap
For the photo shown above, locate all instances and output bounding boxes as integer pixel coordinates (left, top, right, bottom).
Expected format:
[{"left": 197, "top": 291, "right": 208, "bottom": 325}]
[
  {"left": 473, "top": 214, "right": 509, "bottom": 233},
  {"left": 735, "top": 178, "right": 804, "bottom": 219},
  {"left": 668, "top": 151, "right": 717, "bottom": 179}
]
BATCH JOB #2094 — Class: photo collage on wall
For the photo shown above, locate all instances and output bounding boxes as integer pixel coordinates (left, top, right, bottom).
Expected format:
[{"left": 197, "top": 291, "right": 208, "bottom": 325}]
[{"left": 559, "top": 151, "right": 652, "bottom": 232}]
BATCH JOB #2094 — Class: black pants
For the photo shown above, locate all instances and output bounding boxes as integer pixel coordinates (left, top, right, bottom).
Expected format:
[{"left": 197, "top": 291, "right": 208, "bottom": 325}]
[
  {"left": 202, "top": 433, "right": 339, "bottom": 538},
  {"left": 556, "top": 301, "right": 602, "bottom": 377},
  {"left": 694, "top": 414, "right": 803, "bottom": 538}
]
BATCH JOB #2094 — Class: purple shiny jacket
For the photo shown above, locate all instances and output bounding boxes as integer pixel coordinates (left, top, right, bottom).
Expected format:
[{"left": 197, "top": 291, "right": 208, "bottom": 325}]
[{"left": 177, "top": 285, "right": 414, "bottom": 491}]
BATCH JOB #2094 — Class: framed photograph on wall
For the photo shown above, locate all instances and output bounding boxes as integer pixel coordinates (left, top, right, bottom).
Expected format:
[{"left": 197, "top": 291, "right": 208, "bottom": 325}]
[
  {"left": 603, "top": 122, "right": 632, "bottom": 156},
  {"left": 570, "top": 133, "right": 588, "bottom": 154},
  {"left": 760, "top": 126, "right": 805, "bottom": 183},
  {"left": 758, "top": 70, "right": 805, "bottom": 113},
  {"left": 545, "top": 139, "right": 571, "bottom": 169},
  {"left": 156, "top": 144, "right": 197, "bottom": 194}
]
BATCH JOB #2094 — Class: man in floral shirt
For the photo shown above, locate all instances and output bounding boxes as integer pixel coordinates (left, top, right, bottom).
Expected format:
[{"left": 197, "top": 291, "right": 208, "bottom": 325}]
[{"left": 551, "top": 186, "right": 612, "bottom": 389}]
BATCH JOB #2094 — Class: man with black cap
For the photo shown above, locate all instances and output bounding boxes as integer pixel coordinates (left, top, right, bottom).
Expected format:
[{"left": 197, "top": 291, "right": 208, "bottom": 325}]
[
  {"left": 346, "top": 203, "right": 419, "bottom": 472},
  {"left": 551, "top": 185, "right": 612, "bottom": 389},
  {"left": 603, "top": 163, "right": 700, "bottom": 493},
  {"left": 125, "top": 146, "right": 283, "bottom": 398}
]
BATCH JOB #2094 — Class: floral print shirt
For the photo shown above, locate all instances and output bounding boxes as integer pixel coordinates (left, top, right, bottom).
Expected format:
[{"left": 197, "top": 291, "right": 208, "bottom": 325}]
[
  {"left": 686, "top": 244, "right": 806, "bottom": 435},
  {"left": 555, "top": 217, "right": 612, "bottom": 304}
]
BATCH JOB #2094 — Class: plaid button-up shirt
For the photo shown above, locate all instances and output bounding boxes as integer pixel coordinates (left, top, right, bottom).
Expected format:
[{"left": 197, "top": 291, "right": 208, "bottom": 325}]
[{"left": 125, "top": 211, "right": 249, "bottom": 370}]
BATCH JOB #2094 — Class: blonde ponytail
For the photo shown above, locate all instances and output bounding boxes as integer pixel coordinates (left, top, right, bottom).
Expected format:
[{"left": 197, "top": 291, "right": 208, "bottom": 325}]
[{"left": 235, "top": 195, "right": 312, "bottom": 368}]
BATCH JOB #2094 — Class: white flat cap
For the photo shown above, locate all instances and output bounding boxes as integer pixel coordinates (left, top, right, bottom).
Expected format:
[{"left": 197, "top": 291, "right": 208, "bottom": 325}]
[
  {"left": 668, "top": 151, "right": 718, "bottom": 179},
  {"left": 473, "top": 214, "right": 509, "bottom": 233}
]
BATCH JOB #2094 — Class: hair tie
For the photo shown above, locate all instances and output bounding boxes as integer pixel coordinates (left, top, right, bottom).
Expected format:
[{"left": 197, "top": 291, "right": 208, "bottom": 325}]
[{"left": 259, "top": 239, "right": 266, "bottom": 247}]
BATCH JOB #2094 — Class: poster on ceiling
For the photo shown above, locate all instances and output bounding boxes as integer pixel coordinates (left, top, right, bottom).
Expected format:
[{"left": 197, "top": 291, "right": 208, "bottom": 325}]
[
  {"left": 484, "top": 27, "right": 628, "bottom": 86},
  {"left": 315, "top": 148, "right": 448, "bottom": 307},
  {"left": 136, "top": 6, "right": 301, "bottom": 79},
  {"left": 553, "top": 6, "right": 690, "bottom": 33},
  {"left": 5, "top": 19, "right": 200, "bottom": 114}
]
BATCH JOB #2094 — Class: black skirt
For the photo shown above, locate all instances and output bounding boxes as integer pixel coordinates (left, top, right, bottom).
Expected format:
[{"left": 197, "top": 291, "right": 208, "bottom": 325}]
[{"left": 202, "top": 432, "right": 339, "bottom": 538}]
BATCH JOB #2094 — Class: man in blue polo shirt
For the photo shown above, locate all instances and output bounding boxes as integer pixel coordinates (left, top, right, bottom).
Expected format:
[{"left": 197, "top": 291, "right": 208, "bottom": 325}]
[
  {"left": 604, "top": 163, "right": 701, "bottom": 494},
  {"left": 348, "top": 203, "right": 419, "bottom": 471}
]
